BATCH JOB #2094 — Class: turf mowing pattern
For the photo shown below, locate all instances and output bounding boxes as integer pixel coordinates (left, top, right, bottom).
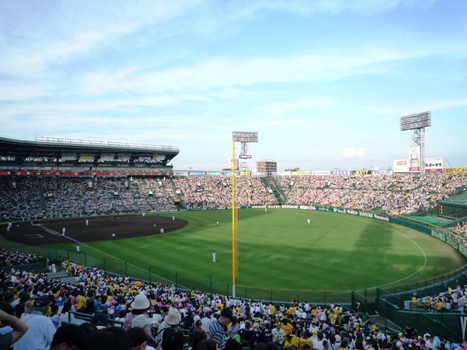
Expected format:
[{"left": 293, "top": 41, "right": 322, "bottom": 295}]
[{"left": 36, "top": 208, "right": 464, "bottom": 302}]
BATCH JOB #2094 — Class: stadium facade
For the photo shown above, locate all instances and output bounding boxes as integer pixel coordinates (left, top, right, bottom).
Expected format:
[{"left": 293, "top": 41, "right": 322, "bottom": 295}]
[{"left": 0, "top": 136, "right": 178, "bottom": 176}]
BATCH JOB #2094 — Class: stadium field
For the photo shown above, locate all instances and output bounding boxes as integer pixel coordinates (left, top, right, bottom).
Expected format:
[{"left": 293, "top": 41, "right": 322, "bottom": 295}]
[{"left": 45, "top": 208, "right": 466, "bottom": 303}]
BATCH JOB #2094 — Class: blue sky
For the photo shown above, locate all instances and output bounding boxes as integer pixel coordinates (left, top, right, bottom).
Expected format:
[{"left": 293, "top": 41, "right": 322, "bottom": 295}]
[{"left": 1, "top": 0, "right": 466, "bottom": 171}]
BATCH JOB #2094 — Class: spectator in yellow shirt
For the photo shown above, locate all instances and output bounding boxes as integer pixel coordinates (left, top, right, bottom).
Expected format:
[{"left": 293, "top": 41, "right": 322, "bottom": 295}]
[
  {"left": 300, "top": 332, "right": 313, "bottom": 349},
  {"left": 280, "top": 319, "right": 294, "bottom": 335},
  {"left": 284, "top": 332, "right": 300, "bottom": 349}
]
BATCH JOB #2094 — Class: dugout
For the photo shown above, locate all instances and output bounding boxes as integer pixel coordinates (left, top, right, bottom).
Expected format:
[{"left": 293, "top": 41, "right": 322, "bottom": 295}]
[{"left": 438, "top": 201, "right": 467, "bottom": 220}]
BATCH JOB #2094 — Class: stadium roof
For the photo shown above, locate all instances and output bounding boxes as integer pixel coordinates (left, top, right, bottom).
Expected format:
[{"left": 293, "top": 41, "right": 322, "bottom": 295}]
[{"left": 0, "top": 136, "right": 179, "bottom": 168}]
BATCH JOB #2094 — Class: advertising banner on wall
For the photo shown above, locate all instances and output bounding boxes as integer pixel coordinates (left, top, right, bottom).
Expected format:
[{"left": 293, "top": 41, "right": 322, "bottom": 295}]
[
  {"left": 445, "top": 168, "right": 467, "bottom": 174},
  {"left": 79, "top": 154, "right": 95, "bottom": 162},
  {"left": 425, "top": 157, "right": 444, "bottom": 172},
  {"left": 409, "top": 146, "right": 420, "bottom": 172},
  {"left": 393, "top": 159, "right": 409, "bottom": 173},
  {"left": 239, "top": 159, "right": 252, "bottom": 168},
  {"left": 352, "top": 170, "right": 372, "bottom": 175},
  {"left": 291, "top": 171, "right": 311, "bottom": 176},
  {"left": 331, "top": 170, "right": 351, "bottom": 175},
  {"left": 372, "top": 170, "right": 393, "bottom": 175}
]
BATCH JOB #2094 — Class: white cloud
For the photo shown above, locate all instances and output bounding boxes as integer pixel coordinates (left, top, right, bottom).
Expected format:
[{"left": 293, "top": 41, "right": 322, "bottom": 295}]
[
  {"left": 342, "top": 147, "right": 368, "bottom": 158},
  {"left": 72, "top": 47, "right": 437, "bottom": 98},
  {"left": 0, "top": 83, "right": 53, "bottom": 101},
  {"left": 208, "top": 0, "right": 436, "bottom": 21},
  {"left": 0, "top": 1, "right": 198, "bottom": 77}
]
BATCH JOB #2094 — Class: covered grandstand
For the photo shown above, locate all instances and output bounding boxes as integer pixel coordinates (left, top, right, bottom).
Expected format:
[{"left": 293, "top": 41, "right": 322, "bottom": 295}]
[{"left": 0, "top": 136, "right": 179, "bottom": 173}]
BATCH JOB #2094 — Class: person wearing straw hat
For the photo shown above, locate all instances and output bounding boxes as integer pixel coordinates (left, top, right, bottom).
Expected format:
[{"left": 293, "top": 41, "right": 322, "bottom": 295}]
[
  {"left": 156, "top": 307, "right": 181, "bottom": 341},
  {"left": 131, "top": 314, "right": 154, "bottom": 338},
  {"left": 123, "top": 294, "right": 151, "bottom": 336}
]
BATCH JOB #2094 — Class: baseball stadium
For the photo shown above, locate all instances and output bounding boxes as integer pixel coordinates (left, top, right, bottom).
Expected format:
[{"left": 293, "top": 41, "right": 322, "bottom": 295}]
[{"left": 1, "top": 132, "right": 467, "bottom": 341}]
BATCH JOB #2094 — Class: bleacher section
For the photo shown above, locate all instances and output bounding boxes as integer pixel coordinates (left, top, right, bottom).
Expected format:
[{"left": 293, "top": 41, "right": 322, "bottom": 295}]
[{"left": 1, "top": 173, "right": 467, "bottom": 222}]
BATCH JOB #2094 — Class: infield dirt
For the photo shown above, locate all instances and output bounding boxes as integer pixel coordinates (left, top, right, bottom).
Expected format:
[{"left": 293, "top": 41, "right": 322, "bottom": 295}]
[{"left": 1, "top": 215, "right": 188, "bottom": 245}]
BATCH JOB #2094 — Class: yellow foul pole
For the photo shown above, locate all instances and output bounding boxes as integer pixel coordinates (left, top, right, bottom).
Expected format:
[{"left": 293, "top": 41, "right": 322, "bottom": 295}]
[{"left": 231, "top": 140, "right": 238, "bottom": 297}]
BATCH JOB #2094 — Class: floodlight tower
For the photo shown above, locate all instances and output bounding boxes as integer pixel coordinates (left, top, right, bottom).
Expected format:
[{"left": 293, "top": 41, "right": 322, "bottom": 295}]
[
  {"left": 231, "top": 131, "right": 258, "bottom": 297},
  {"left": 400, "top": 112, "right": 431, "bottom": 175}
]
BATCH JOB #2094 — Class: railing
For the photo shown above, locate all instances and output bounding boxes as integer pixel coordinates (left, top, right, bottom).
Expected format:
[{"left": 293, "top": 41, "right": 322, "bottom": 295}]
[{"left": 66, "top": 311, "right": 125, "bottom": 326}]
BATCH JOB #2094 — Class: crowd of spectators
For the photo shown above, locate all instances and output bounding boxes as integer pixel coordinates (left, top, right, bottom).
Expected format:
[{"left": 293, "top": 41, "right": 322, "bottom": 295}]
[
  {"left": 1, "top": 173, "right": 466, "bottom": 221},
  {"left": 1, "top": 172, "right": 467, "bottom": 349},
  {"left": 275, "top": 173, "right": 467, "bottom": 216},
  {"left": 172, "top": 176, "right": 276, "bottom": 209},
  {"left": 0, "top": 177, "right": 180, "bottom": 220},
  {"left": 407, "top": 285, "right": 467, "bottom": 314},
  {"left": 0, "top": 248, "right": 46, "bottom": 268},
  {"left": 0, "top": 255, "right": 465, "bottom": 350},
  {"left": 451, "top": 222, "right": 467, "bottom": 235},
  {"left": 0, "top": 178, "right": 45, "bottom": 220}
]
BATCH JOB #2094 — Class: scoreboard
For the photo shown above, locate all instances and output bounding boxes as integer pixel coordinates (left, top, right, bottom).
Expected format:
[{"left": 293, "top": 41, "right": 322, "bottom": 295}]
[{"left": 438, "top": 201, "right": 467, "bottom": 219}]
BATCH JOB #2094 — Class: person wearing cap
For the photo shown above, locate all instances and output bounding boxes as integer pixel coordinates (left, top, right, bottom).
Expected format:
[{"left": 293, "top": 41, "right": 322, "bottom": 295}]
[
  {"left": 208, "top": 308, "right": 233, "bottom": 350},
  {"left": 13, "top": 295, "right": 56, "bottom": 350},
  {"left": 91, "top": 312, "right": 109, "bottom": 330},
  {"left": 195, "top": 320, "right": 204, "bottom": 331},
  {"left": 49, "top": 323, "right": 87, "bottom": 350}
]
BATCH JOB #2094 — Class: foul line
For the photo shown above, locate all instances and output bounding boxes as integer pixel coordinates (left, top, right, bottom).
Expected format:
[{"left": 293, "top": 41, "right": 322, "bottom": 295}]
[{"left": 35, "top": 224, "right": 80, "bottom": 244}]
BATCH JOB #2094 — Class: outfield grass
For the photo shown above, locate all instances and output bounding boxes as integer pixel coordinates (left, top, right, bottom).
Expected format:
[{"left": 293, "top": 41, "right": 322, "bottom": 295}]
[{"left": 56, "top": 209, "right": 466, "bottom": 303}]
